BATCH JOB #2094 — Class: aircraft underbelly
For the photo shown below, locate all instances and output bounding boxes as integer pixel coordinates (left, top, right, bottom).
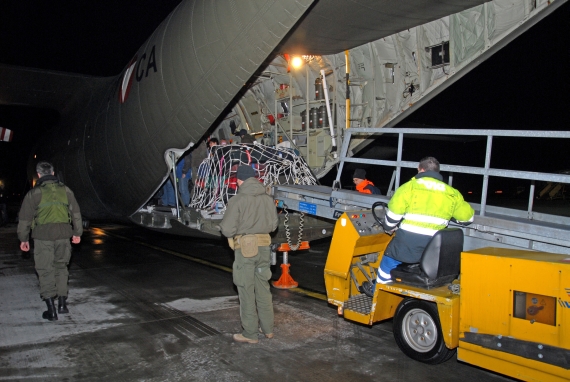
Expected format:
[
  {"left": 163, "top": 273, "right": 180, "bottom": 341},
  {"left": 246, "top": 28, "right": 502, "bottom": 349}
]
[{"left": 130, "top": 208, "right": 334, "bottom": 243}]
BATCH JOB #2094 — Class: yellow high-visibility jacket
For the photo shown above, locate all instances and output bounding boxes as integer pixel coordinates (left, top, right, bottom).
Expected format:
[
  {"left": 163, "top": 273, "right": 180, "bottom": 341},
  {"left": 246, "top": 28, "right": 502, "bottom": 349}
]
[{"left": 385, "top": 171, "right": 474, "bottom": 236}]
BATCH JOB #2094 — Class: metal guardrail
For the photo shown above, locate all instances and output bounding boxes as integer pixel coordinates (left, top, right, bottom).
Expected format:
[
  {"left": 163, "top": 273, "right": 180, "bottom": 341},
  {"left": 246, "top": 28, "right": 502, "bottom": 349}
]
[{"left": 335, "top": 128, "right": 570, "bottom": 217}]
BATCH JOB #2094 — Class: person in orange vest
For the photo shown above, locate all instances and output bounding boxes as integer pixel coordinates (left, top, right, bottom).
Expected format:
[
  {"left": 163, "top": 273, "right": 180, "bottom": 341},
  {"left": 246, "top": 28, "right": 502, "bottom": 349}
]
[{"left": 353, "top": 169, "right": 381, "bottom": 195}]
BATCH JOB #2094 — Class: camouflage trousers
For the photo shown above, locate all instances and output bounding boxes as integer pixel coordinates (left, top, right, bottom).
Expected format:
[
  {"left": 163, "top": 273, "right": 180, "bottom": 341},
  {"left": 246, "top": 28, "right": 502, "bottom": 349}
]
[
  {"left": 34, "top": 238, "right": 72, "bottom": 299},
  {"left": 232, "top": 246, "right": 274, "bottom": 340}
]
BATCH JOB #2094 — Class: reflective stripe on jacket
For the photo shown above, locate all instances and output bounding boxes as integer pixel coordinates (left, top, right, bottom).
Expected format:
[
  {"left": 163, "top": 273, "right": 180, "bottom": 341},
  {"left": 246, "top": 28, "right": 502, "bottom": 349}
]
[{"left": 385, "top": 171, "right": 474, "bottom": 236}]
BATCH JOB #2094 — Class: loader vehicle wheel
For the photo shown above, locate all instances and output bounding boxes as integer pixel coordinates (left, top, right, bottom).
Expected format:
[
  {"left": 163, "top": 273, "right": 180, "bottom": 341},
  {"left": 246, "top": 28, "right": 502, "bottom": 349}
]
[{"left": 393, "top": 298, "right": 456, "bottom": 364}]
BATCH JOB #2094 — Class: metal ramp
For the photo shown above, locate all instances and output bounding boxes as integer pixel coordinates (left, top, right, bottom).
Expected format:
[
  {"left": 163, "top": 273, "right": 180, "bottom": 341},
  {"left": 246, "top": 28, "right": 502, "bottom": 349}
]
[
  {"left": 273, "top": 184, "right": 388, "bottom": 220},
  {"left": 273, "top": 128, "right": 570, "bottom": 255}
]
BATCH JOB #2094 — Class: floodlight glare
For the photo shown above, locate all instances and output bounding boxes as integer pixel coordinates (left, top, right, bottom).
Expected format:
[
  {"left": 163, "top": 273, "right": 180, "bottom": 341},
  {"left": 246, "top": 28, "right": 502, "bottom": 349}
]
[{"left": 291, "top": 56, "right": 303, "bottom": 69}]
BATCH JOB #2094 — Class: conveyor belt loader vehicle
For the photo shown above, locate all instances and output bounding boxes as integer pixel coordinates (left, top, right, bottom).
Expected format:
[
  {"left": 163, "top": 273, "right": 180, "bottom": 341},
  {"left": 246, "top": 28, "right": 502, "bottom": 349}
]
[{"left": 324, "top": 202, "right": 570, "bottom": 382}]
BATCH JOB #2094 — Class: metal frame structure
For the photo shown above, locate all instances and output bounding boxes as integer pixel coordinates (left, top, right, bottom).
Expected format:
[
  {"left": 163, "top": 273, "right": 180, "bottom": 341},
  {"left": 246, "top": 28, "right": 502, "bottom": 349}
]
[
  {"left": 273, "top": 128, "right": 570, "bottom": 254},
  {"left": 336, "top": 128, "right": 570, "bottom": 217}
]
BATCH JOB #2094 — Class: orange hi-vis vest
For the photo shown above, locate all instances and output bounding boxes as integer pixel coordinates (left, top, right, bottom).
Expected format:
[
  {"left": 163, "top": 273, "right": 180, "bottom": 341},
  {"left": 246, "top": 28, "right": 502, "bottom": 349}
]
[{"left": 356, "top": 179, "right": 376, "bottom": 194}]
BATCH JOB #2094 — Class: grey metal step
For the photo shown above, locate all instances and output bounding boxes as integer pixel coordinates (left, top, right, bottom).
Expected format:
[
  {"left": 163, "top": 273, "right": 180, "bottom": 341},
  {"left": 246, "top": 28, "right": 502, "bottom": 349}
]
[{"left": 344, "top": 294, "right": 372, "bottom": 315}]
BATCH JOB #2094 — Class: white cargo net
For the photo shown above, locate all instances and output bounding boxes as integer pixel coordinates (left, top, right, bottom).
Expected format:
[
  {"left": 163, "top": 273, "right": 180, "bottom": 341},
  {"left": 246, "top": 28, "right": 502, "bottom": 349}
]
[{"left": 190, "top": 144, "right": 317, "bottom": 210}]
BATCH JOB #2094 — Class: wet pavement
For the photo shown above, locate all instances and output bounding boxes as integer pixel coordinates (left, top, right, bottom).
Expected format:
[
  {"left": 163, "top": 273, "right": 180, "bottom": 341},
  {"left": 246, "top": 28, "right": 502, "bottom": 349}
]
[{"left": 0, "top": 223, "right": 513, "bottom": 381}]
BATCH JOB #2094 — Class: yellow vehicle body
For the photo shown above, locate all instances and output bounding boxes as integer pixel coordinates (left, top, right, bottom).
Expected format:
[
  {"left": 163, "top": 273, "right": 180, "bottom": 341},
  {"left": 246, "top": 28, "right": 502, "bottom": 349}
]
[
  {"left": 458, "top": 247, "right": 570, "bottom": 382},
  {"left": 324, "top": 211, "right": 570, "bottom": 381}
]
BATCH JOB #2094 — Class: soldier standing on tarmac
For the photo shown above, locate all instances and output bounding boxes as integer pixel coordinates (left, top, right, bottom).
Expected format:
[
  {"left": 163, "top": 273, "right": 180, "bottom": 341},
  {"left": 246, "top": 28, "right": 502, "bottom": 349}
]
[
  {"left": 17, "top": 161, "right": 83, "bottom": 321},
  {"left": 219, "top": 165, "right": 278, "bottom": 344}
]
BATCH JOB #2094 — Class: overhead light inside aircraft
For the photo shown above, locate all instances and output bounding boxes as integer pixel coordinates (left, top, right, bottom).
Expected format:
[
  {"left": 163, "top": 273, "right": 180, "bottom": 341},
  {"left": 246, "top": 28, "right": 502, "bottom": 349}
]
[{"left": 291, "top": 56, "right": 304, "bottom": 69}]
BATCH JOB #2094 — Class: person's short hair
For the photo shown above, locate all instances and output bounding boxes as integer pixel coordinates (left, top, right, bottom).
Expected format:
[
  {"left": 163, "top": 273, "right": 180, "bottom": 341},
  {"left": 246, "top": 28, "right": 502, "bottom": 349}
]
[
  {"left": 353, "top": 168, "right": 366, "bottom": 180},
  {"left": 36, "top": 161, "right": 54, "bottom": 177},
  {"left": 239, "top": 129, "right": 248, "bottom": 136},
  {"left": 418, "top": 156, "right": 440, "bottom": 173},
  {"left": 237, "top": 165, "right": 255, "bottom": 181},
  {"left": 209, "top": 138, "right": 219, "bottom": 145}
]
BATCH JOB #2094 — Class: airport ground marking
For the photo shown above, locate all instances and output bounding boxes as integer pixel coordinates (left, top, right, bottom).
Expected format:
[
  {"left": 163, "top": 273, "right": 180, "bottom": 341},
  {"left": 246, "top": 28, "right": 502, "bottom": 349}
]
[{"left": 95, "top": 227, "right": 328, "bottom": 301}]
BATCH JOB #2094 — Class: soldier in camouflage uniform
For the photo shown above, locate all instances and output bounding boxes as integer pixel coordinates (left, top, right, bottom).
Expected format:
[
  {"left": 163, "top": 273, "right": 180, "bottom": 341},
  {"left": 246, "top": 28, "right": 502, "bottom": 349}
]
[
  {"left": 17, "top": 161, "right": 83, "bottom": 321},
  {"left": 219, "top": 165, "right": 278, "bottom": 344}
]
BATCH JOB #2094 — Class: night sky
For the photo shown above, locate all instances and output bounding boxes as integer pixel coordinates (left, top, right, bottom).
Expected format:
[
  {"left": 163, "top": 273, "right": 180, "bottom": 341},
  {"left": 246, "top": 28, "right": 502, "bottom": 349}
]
[{"left": 0, "top": 1, "right": 568, "bottom": 200}]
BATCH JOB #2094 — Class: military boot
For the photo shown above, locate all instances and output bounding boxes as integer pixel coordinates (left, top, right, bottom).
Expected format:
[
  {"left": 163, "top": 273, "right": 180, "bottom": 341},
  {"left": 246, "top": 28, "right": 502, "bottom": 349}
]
[
  {"left": 58, "top": 296, "right": 69, "bottom": 314},
  {"left": 42, "top": 297, "right": 58, "bottom": 321}
]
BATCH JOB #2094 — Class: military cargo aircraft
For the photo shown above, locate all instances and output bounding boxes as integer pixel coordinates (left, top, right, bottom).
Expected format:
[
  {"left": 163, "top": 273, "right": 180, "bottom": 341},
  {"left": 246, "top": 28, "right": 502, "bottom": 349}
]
[{"left": 0, "top": 0, "right": 567, "bottom": 242}]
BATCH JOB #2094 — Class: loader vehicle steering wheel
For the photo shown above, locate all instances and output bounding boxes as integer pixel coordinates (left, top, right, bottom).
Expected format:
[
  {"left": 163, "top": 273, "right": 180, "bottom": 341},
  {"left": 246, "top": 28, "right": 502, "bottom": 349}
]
[{"left": 371, "top": 201, "right": 389, "bottom": 231}]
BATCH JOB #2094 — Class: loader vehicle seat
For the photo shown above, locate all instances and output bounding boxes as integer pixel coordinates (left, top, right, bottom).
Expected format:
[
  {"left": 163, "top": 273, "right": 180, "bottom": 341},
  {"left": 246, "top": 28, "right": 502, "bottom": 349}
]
[{"left": 390, "top": 228, "right": 463, "bottom": 289}]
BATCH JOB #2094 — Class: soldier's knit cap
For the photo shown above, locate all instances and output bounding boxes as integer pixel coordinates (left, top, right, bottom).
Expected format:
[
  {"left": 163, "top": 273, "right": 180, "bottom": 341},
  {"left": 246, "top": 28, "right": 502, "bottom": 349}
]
[
  {"left": 237, "top": 165, "right": 255, "bottom": 181},
  {"left": 353, "top": 168, "right": 366, "bottom": 179}
]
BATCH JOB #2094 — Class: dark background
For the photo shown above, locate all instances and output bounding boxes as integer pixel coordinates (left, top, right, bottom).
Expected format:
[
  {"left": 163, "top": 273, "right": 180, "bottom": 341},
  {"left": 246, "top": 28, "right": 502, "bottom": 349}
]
[
  {"left": 0, "top": 1, "right": 184, "bottom": 203},
  {"left": 0, "top": 1, "right": 568, "bottom": 204}
]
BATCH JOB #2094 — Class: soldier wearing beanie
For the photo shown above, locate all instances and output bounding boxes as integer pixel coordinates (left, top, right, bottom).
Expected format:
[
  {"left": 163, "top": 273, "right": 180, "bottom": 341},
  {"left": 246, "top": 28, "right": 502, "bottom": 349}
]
[{"left": 219, "top": 165, "right": 278, "bottom": 344}]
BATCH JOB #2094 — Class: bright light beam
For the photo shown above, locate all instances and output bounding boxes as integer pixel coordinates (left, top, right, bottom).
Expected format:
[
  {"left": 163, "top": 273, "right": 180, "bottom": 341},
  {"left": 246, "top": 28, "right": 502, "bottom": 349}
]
[{"left": 291, "top": 56, "right": 303, "bottom": 69}]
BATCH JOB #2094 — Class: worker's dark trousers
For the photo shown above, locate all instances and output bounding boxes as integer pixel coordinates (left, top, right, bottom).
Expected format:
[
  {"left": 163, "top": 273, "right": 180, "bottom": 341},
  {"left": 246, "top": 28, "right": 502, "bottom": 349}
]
[
  {"left": 233, "top": 246, "right": 274, "bottom": 340},
  {"left": 34, "top": 238, "right": 72, "bottom": 299}
]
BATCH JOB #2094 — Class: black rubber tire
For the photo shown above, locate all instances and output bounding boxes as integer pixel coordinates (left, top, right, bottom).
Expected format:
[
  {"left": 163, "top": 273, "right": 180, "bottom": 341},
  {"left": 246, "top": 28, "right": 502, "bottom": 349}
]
[{"left": 393, "top": 298, "right": 456, "bottom": 364}]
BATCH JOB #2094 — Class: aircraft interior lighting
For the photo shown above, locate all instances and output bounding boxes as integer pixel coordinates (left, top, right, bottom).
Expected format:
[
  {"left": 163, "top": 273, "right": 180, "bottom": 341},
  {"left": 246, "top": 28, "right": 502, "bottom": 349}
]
[{"left": 291, "top": 56, "right": 304, "bottom": 69}]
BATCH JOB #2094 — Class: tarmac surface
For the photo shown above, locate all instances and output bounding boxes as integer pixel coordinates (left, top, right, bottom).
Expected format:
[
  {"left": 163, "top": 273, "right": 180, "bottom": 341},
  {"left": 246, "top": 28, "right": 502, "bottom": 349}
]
[{"left": 0, "top": 222, "right": 514, "bottom": 381}]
